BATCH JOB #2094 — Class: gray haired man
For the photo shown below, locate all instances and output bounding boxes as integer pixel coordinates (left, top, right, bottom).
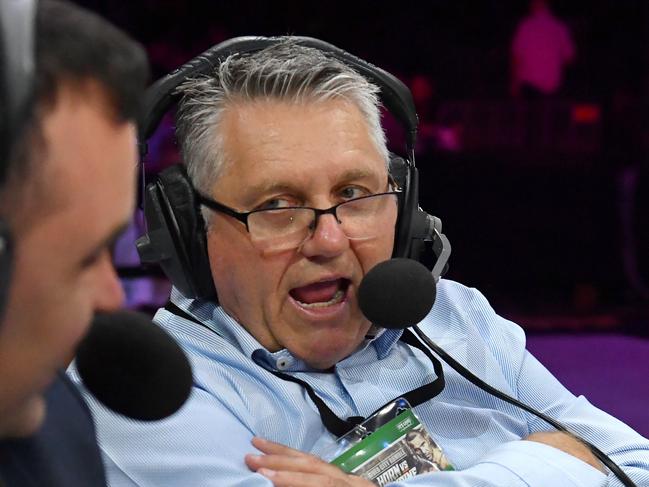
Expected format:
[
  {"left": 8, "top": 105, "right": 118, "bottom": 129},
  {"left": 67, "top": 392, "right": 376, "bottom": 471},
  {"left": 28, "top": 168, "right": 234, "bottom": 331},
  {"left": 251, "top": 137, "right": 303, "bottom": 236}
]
[{"left": 77, "top": 39, "right": 649, "bottom": 487}]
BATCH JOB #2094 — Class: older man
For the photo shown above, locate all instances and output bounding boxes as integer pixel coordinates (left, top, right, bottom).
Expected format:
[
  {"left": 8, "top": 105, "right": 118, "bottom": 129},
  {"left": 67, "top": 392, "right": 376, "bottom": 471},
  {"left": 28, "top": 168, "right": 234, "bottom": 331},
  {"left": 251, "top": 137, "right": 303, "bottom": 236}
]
[
  {"left": 0, "top": 1, "right": 148, "bottom": 485},
  {"left": 77, "top": 40, "right": 649, "bottom": 486}
]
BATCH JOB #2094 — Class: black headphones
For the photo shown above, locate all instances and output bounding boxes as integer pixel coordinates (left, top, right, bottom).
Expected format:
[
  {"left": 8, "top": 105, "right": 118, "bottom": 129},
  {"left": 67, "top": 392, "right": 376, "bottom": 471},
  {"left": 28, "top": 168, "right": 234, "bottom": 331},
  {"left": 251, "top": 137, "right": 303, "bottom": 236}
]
[
  {"left": 136, "top": 36, "right": 450, "bottom": 302},
  {"left": 0, "top": 0, "right": 37, "bottom": 319}
]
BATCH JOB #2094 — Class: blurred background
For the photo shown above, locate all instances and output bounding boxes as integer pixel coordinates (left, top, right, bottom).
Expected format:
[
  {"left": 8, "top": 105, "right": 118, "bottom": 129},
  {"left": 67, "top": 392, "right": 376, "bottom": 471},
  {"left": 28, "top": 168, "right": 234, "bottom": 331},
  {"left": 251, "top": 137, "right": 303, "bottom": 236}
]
[{"left": 79, "top": 0, "right": 649, "bottom": 434}]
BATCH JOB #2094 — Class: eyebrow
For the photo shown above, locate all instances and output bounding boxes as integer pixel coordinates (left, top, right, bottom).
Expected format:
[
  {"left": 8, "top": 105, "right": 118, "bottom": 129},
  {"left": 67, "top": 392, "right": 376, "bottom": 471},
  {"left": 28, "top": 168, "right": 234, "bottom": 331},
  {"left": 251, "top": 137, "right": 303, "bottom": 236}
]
[
  {"left": 337, "top": 168, "right": 385, "bottom": 184},
  {"left": 239, "top": 182, "right": 296, "bottom": 208}
]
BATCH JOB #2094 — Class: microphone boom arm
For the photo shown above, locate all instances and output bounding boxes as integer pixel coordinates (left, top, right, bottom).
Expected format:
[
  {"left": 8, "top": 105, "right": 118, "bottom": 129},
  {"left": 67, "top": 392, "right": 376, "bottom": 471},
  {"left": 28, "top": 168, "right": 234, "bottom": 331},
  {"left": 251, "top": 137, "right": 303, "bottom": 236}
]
[{"left": 430, "top": 229, "right": 451, "bottom": 283}]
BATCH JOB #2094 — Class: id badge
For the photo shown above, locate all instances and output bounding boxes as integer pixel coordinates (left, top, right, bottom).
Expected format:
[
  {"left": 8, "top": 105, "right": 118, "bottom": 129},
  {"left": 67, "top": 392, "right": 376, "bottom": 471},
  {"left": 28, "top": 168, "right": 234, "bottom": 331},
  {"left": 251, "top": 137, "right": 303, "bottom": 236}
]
[{"left": 323, "top": 398, "right": 453, "bottom": 485}]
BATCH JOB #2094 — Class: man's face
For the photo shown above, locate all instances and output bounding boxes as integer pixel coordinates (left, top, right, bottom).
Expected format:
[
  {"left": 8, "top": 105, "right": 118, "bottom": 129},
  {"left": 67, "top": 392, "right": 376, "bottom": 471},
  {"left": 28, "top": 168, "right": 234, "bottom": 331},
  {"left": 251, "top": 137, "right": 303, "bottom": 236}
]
[
  {"left": 0, "top": 84, "right": 136, "bottom": 437},
  {"left": 409, "top": 433, "right": 434, "bottom": 461},
  {"left": 206, "top": 99, "right": 396, "bottom": 370}
]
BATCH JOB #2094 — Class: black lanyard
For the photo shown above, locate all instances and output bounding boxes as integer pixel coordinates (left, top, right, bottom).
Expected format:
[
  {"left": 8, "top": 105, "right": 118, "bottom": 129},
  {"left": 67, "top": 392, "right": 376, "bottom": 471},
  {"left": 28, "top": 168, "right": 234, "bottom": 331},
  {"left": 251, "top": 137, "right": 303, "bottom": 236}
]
[{"left": 165, "top": 302, "right": 445, "bottom": 437}]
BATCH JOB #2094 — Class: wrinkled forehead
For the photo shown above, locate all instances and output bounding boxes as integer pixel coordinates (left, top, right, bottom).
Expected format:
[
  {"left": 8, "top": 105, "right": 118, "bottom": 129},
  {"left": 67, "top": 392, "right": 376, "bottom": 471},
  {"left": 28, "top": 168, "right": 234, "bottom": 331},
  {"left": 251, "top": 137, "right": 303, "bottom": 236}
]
[
  {"left": 225, "top": 95, "right": 384, "bottom": 150},
  {"left": 215, "top": 99, "right": 387, "bottom": 192}
]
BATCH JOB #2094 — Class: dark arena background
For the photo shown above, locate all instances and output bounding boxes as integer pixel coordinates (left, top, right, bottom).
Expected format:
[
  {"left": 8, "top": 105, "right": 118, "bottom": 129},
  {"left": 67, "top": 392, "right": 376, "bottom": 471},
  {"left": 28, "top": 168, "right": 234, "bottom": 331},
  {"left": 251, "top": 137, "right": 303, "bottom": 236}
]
[{"left": 79, "top": 0, "right": 649, "bottom": 435}]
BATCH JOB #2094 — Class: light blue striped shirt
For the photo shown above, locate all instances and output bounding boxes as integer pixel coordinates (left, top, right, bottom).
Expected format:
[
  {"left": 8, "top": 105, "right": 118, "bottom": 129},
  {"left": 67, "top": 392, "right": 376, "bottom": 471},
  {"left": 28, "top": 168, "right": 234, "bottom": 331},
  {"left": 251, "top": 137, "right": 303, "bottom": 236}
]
[{"left": 69, "top": 280, "right": 649, "bottom": 486}]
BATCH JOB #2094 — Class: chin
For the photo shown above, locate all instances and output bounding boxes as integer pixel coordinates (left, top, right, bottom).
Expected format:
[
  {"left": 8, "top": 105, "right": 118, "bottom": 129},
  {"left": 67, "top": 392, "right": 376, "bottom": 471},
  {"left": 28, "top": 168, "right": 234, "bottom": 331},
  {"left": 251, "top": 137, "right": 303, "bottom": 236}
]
[
  {"left": 304, "top": 356, "right": 340, "bottom": 371},
  {"left": 0, "top": 395, "right": 47, "bottom": 439},
  {"left": 303, "top": 340, "right": 359, "bottom": 370}
]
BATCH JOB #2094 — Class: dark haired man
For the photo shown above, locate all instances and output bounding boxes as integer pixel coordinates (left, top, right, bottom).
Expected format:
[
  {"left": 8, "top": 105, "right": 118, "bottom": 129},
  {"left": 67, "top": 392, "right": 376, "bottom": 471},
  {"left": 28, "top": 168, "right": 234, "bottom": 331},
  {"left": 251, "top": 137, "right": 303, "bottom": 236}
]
[{"left": 0, "top": 1, "right": 148, "bottom": 485}]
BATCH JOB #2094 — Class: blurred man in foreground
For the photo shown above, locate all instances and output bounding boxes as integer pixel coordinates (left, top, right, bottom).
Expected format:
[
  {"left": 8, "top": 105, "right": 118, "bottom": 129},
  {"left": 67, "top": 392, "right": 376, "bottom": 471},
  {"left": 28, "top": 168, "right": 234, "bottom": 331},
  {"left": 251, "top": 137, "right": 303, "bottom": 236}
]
[{"left": 0, "top": 0, "right": 148, "bottom": 484}]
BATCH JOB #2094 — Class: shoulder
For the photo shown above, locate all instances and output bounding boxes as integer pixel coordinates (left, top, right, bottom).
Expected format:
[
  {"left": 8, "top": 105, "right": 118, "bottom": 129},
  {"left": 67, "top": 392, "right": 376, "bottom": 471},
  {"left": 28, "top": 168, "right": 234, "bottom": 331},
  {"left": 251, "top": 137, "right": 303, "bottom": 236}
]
[
  {"left": 419, "top": 279, "right": 528, "bottom": 373},
  {"left": 427, "top": 278, "right": 514, "bottom": 331},
  {"left": 0, "top": 373, "right": 107, "bottom": 487},
  {"left": 151, "top": 305, "right": 286, "bottom": 420}
]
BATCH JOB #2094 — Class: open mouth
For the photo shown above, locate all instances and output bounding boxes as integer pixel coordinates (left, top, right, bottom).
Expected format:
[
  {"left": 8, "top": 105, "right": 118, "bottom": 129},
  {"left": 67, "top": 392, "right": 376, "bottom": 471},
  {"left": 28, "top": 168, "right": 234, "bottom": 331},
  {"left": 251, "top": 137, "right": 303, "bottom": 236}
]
[{"left": 289, "top": 278, "right": 351, "bottom": 309}]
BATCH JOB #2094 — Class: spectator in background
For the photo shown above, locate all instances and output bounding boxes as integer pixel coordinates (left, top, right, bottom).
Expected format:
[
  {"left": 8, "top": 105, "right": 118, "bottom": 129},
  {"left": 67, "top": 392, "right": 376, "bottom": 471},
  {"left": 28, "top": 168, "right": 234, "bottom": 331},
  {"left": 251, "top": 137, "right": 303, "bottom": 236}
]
[
  {"left": 604, "top": 83, "right": 649, "bottom": 301},
  {"left": 410, "top": 74, "right": 438, "bottom": 154},
  {"left": 511, "top": 0, "right": 575, "bottom": 98},
  {"left": 409, "top": 74, "right": 463, "bottom": 153}
]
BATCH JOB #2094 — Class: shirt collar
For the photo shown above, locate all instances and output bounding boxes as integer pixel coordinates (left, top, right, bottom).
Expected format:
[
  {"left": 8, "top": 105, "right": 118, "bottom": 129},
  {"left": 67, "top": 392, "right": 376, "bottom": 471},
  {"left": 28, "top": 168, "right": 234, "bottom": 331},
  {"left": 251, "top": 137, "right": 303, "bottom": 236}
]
[{"left": 170, "top": 286, "right": 404, "bottom": 370}]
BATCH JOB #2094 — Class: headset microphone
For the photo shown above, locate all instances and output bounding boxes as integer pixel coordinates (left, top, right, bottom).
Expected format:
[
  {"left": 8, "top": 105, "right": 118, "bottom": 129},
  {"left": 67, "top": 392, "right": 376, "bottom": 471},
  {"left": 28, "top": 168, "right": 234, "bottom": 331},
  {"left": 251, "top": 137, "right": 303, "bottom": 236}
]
[
  {"left": 75, "top": 311, "right": 193, "bottom": 421},
  {"left": 358, "top": 258, "right": 436, "bottom": 330}
]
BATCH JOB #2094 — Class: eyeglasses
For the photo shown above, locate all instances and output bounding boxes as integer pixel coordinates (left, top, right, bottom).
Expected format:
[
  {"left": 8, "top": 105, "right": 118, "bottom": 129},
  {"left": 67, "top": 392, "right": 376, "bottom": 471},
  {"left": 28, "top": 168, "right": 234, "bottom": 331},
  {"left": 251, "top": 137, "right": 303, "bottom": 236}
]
[{"left": 196, "top": 190, "right": 400, "bottom": 253}]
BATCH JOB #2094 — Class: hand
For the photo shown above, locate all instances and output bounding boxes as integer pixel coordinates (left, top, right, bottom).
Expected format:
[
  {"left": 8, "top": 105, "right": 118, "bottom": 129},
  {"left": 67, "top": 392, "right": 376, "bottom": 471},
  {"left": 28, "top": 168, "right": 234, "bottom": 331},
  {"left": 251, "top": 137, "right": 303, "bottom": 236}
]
[
  {"left": 245, "top": 437, "right": 376, "bottom": 487},
  {"left": 525, "top": 431, "right": 605, "bottom": 473}
]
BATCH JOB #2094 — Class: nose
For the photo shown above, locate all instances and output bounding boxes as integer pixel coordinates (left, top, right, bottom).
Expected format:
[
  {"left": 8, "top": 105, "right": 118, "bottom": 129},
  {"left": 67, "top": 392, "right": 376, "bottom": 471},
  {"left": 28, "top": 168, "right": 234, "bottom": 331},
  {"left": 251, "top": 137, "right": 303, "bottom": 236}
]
[
  {"left": 299, "top": 212, "right": 349, "bottom": 259},
  {"left": 93, "top": 253, "right": 125, "bottom": 312}
]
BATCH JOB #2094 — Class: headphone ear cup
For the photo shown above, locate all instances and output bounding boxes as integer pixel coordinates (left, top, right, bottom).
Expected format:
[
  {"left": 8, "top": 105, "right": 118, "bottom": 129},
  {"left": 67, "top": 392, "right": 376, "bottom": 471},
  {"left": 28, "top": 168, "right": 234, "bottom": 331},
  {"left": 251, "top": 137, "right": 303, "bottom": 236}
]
[
  {"left": 136, "top": 164, "right": 216, "bottom": 301},
  {"left": 390, "top": 155, "right": 446, "bottom": 268}
]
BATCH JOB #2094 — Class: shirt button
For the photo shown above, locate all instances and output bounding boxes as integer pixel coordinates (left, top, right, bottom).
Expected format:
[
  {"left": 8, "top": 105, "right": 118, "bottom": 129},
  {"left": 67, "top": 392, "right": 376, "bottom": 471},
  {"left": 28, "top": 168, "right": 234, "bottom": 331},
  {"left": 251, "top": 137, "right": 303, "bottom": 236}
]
[{"left": 276, "top": 358, "right": 291, "bottom": 370}]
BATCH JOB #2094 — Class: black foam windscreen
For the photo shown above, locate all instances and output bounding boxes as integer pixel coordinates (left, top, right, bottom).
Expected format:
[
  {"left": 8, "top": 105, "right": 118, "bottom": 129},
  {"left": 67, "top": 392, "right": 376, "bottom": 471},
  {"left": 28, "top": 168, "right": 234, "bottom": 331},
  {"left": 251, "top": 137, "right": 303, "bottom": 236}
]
[
  {"left": 75, "top": 311, "right": 192, "bottom": 421},
  {"left": 358, "top": 258, "right": 436, "bottom": 329}
]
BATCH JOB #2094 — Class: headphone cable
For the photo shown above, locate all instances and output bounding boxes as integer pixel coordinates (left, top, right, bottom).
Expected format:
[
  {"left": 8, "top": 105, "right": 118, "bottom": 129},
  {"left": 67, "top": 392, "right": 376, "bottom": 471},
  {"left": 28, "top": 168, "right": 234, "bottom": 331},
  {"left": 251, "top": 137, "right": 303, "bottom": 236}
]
[{"left": 412, "top": 325, "right": 637, "bottom": 487}]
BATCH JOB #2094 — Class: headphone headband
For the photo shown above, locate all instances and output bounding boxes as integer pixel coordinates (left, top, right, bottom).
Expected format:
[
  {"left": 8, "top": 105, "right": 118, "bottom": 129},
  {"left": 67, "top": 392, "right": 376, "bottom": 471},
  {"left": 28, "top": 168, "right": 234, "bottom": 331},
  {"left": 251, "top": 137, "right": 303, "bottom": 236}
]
[
  {"left": 0, "top": 0, "right": 36, "bottom": 320},
  {"left": 0, "top": 0, "right": 36, "bottom": 182},
  {"left": 139, "top": 36, "right": 418, "bottom": 153}
]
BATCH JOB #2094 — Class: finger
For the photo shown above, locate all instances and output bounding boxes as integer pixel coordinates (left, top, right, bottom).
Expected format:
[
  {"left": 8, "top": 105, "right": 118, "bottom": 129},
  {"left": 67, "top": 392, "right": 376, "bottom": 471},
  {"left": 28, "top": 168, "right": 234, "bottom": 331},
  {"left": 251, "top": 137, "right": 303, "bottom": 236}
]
[
  {"left": 246, "top": 453, "right": 340, "bottom": 476},
  {"left": 258, "top": 468, "right": 374, "bottom": 487},
  {"left": 257, "top": 468, "right": 341, "bottom": 487},
  {"left": 252, "top": 437, "right": 308, "bottom": 458}
]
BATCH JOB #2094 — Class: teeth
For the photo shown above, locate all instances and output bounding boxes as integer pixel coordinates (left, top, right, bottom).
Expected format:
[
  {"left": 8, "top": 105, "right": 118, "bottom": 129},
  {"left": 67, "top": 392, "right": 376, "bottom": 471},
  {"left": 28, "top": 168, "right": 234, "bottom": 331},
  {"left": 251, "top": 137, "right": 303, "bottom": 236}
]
[{"left": 297, "top": 289, "right": 345, "bottom": 309}]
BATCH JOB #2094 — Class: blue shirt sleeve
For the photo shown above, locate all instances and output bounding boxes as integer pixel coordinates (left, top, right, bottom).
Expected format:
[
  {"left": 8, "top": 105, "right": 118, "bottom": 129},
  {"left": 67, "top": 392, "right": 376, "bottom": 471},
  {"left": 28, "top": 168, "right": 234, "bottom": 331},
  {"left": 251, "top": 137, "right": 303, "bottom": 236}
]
[
  {"left": 68, "top": 367, "right": 276, "bottom": 487},
  {"left": 411, "top": 284, "right": 649, "bottom": 486},
  {"left": 387, "top": 440, "right": 607, "bottom": 486}
]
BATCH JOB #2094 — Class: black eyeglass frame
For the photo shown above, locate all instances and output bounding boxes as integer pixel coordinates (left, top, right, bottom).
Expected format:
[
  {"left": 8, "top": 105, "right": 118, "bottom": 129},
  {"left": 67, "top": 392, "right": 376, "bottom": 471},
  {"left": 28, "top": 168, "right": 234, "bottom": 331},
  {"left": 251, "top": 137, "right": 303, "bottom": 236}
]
[{"left": 195, "top": 190, "right": 403, "bottom": 234}]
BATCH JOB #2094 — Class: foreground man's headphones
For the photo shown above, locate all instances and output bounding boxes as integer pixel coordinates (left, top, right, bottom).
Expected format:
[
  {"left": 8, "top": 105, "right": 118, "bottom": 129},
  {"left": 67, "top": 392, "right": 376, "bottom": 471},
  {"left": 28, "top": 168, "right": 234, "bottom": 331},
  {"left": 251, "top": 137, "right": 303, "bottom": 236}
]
[
  {"left": 0, "top": 0, "right": 37, "bottom": 319},
  {"left": 136, "top": 36, "right": 450, "bottom": 301}
]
